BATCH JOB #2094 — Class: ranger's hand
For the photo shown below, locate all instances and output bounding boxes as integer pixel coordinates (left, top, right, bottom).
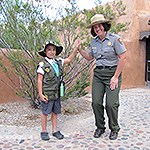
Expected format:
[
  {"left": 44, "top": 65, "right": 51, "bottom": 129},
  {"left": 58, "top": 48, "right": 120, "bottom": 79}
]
[{"left": 110, "top": 76, "right": 118, "bottom": 90}]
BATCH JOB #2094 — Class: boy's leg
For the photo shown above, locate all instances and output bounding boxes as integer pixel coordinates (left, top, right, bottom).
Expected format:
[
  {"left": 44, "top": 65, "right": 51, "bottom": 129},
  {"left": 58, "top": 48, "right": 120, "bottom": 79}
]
[
  {"left": 52, "top": 99, "right": 64, "bottom": 139},
  {"left": 51, "top": 112, "right": 57, "bottom": 133},
  {"left": 41, "top": 113, "right": 50, "bottom": 140},
  {"left": 51, "top": 112, "right": 64, "bottom": 139},
  {"left": 41, "top": 114, "right": 48, "bottom": 132},
  {"left": 40, "top": 100, "right": 52, "bottom": 140}
]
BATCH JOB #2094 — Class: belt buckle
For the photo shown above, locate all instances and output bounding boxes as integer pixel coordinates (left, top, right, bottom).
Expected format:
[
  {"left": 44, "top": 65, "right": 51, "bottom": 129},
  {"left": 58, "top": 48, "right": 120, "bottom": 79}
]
[{"left": 102, "top": 66, "right": 105, "bottom": 70}]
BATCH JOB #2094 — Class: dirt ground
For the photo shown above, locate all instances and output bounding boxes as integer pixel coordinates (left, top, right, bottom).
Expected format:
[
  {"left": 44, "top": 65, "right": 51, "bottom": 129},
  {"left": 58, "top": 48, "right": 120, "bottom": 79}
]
[{"left": 0, "top": 94, "right": 93, "bottom": 128}]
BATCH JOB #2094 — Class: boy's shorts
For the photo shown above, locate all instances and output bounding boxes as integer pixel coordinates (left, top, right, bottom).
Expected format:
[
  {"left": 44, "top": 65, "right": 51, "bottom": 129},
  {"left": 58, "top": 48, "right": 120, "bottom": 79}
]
[{"left": 40, "top": 98, "right": 61, "bottom": 115}]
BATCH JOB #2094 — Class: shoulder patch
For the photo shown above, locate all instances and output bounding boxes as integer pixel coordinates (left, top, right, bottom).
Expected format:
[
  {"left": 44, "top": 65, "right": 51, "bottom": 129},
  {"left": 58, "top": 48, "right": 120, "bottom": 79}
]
[
  {"left": 118, "top": 38, "right": 123, "bottom": 45},
  {"left": 45, "top": 67, "right": 50, "bottom": 72}
]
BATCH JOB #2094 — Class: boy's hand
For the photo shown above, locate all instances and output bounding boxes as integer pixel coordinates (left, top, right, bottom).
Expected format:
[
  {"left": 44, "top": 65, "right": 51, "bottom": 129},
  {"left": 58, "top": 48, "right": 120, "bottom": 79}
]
[
  {"left": 74, "top": 39, "right": 81, "bottom": 51},
  {"left": 40, "top": 94, "right": 48, "bottom": 103}
]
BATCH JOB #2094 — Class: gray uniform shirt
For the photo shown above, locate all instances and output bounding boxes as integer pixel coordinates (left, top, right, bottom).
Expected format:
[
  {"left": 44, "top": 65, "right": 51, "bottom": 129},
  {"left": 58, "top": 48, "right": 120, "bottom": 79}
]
[{"left": 88, "top": 32, "right": 126, "bottom": 66}]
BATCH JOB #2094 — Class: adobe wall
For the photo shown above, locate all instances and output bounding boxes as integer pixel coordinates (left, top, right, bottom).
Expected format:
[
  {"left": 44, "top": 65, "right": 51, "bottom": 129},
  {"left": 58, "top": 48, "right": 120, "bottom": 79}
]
[
  {"left": 0, "top": 50, "right": 25, "bottom": 103},
  {"left": 118, "top": 0, "right": 150, "bottom": 88}
]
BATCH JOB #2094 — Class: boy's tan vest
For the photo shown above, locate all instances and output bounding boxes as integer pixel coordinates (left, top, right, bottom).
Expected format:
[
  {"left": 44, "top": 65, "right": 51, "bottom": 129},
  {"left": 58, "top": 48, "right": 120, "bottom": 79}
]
[{"left": 41, "top": 59, "right": 63, "bottom": 100}]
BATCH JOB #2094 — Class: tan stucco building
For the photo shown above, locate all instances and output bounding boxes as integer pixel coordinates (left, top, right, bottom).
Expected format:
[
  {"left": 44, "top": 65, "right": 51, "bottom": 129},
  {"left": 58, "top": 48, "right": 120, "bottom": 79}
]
[
  {"left": 0, "top": 0, "right": 150, "bottom": 102},
  {"left": 119, "top": 0, "right": 150, "bottom": 88}
]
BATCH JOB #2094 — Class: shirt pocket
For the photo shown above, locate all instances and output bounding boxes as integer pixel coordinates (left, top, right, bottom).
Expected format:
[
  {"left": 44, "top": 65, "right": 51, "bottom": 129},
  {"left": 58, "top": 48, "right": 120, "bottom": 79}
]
[
  {"left": 91, "top": 46, "right": 98, "bottom": 55},
  {"left": 103, "top": 47, "right": 116, "bottom": 59},
  {"left": 43, "top": 67, "right": 55, "bottom": 82}
]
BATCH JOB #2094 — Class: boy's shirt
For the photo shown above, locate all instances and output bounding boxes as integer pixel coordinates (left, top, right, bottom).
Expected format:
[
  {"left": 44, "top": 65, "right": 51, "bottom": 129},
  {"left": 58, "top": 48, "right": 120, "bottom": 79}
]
[{"left": 37, "top": 57, "right": 64, "bottom": 75}]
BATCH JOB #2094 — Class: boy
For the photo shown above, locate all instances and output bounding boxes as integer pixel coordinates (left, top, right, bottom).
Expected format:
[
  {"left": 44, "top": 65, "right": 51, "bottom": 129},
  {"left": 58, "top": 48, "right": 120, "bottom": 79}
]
[{"left": 37, "top": 40, "right": 79, "bottom": 141}]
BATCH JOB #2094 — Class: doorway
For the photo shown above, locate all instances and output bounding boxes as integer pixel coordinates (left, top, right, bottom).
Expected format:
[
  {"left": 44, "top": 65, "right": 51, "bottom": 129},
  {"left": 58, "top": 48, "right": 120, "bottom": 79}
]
[{"left": 146, "top": 38, "right": 150, "bottom": 81}]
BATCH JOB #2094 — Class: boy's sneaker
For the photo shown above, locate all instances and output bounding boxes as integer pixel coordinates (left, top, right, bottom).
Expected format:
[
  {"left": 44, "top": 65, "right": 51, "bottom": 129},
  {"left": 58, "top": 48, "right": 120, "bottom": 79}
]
[
  {"left": 52, "top": 131, "right": 64, "bottom": 140},
  {"left": 41, "top": 132, "right": 50, "bottom": 141}
]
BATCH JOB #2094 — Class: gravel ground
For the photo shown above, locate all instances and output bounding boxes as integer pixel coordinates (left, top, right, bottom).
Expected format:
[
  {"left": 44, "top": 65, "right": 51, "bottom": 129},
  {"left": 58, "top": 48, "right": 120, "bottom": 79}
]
[
  {"left": 0, "top": 94, "right": 92, "bottom": 128},
  {"left": 0, "top": 88, "right": 150, "bottom": 149}
]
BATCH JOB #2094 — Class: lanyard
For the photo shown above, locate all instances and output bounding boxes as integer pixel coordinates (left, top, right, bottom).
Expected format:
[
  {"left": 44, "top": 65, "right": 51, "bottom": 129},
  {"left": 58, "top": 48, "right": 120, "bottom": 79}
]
[
  {"left": 52, "top": 62, "right": 59, "bottom": 77},
  {"left": 45, "top": 57, "right": 59, "bottom": 77}
]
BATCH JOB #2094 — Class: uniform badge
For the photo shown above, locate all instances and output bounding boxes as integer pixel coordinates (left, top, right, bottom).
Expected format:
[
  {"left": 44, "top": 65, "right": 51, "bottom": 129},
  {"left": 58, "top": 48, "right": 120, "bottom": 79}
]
[
  {"left": 118, "top": 38, "right": 123, "bottom": 45},
  {"left": 107, "top": 41, "right": 111, "bottom": 46},
  {"left": 45, "top": 67, "right": 50, "bottom": 72}
]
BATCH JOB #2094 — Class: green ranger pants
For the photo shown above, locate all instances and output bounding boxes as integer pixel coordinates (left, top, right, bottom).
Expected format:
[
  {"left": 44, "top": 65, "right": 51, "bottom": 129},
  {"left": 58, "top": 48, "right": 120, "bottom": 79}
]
[{"left": 92, "top": 67, "right": 121, "bottom": 132}]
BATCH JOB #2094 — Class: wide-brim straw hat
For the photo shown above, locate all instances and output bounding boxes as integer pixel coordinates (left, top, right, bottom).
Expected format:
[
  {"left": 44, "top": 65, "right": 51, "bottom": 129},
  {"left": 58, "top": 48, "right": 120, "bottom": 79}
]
[
  {"left": 87, "top": 14, "right": 111, "bottom": 28},
  {"left": 38, "top": 41, "right": 63, "bottom": 57}
]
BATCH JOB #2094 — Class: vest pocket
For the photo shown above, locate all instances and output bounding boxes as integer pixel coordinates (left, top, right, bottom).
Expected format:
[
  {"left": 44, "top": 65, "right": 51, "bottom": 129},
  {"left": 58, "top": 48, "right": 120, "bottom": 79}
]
[{"left": 44, "top": 90, "right": 59, "bottom": 101}]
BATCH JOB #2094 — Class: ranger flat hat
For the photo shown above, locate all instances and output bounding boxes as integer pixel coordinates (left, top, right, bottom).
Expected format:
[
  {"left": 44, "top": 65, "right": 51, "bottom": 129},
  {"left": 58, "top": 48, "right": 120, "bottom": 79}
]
[
  {"left": 38, "top": 40, "right": 63, "bottom": 57},
  {"left": 87, "top": 14, "right": 111, "bottom": 28}
]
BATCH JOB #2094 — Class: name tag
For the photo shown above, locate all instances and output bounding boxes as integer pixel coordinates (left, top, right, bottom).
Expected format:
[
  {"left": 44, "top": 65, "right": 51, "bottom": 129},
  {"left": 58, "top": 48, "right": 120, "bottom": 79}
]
[{"left": 92, "top": 47, "right": 97, "bottom": 50}]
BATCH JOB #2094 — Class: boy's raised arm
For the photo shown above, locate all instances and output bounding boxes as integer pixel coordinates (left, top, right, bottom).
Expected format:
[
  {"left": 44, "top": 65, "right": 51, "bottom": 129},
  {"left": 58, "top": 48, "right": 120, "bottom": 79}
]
[{"left": 63, "top": 39, "right": 80, "bottom": 65}]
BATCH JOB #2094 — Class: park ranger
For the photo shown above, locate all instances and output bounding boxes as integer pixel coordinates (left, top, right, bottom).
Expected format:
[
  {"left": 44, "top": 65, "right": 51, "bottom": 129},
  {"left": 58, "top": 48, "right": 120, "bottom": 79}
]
[{"left": 78, "top": 14, "right": 126, "bottom": 140}]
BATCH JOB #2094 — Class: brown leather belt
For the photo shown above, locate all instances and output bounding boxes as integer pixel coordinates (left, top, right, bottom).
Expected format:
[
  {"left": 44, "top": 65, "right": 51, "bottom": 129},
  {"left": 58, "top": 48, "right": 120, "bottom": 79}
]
[{"left": 96, "top": 65, "right": 117, "bottom": 69}]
